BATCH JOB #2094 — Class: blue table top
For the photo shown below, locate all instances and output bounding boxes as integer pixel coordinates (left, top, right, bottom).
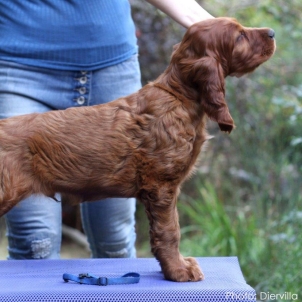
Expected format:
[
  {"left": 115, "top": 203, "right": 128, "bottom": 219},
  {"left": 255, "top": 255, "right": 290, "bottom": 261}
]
[{"left": 0, "top": 257, "right": 255, "bottom": 301}]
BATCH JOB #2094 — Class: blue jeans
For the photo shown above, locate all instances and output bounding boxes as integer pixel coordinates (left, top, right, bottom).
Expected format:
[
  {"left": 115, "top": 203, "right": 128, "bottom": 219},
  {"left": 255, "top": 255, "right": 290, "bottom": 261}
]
[{"left": 0, "top": 55, "right": 141, "bottom": 259}]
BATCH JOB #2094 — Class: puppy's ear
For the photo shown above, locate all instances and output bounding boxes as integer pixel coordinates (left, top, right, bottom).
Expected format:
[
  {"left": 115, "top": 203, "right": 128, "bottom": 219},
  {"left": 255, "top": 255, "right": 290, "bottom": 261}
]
[{"left": 192, "top": 56, "right": 235, "bottom": 133}]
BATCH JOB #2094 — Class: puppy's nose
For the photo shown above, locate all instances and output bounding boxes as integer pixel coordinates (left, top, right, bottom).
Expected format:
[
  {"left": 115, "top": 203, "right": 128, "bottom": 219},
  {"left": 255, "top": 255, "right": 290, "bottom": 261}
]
[{"left": 268, "top": 29, "right": 275, "bottom": 39}]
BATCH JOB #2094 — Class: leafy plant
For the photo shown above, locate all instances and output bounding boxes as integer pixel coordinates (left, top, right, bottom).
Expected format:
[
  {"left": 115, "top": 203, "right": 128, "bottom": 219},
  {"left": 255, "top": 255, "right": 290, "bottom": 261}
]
[
  {"left": 255, "top": 210, "right": 302, "bottom": 298},
  {"left": 179, "top": 183, "right": 266, "bottom": 281},
  {"left": 179, "top": 184, "right": 302, "bottom": 297}
]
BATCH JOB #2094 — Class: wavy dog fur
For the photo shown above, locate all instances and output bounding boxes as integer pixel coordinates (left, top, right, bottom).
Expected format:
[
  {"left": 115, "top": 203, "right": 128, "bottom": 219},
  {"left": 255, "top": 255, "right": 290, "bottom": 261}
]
[{"left": 0, "top": 18, "right": 275, "bottom": 281}]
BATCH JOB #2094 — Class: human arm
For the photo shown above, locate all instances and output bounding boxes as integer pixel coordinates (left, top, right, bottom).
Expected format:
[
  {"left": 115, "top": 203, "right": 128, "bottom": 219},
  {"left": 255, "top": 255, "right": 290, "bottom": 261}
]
[{"left": 145, "top": 0, "right": 214, "bottom": 28}]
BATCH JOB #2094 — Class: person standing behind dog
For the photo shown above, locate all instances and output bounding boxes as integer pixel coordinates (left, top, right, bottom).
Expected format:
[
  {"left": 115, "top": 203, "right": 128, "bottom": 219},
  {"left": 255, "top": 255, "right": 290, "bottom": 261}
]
[{"left": 0, "top": 1, "right": 213, "bottom": 260}]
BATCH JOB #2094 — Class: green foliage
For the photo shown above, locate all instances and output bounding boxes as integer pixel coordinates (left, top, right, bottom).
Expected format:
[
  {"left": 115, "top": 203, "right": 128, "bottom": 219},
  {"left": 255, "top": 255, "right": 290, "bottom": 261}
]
[
  {"left": 179, "top": 183, "right": 266, "bottom": 274},
  {"left": 179, "top": 184, "right": 302, "bottom": 295},
  {"left": 255, "top": 210, "right": 302, "bottom": 296}
]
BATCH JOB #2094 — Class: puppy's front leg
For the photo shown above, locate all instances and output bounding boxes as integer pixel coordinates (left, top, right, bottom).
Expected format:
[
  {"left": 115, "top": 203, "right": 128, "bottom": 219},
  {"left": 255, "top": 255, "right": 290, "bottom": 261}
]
[{"left": 140, "top": 188, "right": 204, "bottom": 282}]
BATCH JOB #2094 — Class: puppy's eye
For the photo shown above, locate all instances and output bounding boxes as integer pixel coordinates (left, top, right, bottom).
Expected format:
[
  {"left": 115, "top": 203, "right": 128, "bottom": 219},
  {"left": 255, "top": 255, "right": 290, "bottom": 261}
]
[{"left": 236, "top": 31, "right": 246, "bottom": 42}]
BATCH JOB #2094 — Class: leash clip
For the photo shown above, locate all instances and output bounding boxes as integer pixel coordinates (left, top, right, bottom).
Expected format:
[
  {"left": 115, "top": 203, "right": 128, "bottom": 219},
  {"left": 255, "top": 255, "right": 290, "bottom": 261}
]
[
  {"left": 78, "top": 273, "right": 108, "bottom": 285},
  {"left": 78, "top": 273, "right": 91, "bottom": 279}
]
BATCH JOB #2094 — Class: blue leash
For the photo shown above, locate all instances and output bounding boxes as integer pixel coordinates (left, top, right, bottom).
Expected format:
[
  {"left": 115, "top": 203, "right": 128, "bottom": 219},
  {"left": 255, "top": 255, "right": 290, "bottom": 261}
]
[{"left": 63, "top": 272, "right": 140, "bottom": 286}]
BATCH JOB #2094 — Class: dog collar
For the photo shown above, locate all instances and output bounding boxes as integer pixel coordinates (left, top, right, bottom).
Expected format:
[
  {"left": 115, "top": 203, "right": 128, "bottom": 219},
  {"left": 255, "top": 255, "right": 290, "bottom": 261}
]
[{"left": 153, "top": 82, "right": 188, "bottom": 103}]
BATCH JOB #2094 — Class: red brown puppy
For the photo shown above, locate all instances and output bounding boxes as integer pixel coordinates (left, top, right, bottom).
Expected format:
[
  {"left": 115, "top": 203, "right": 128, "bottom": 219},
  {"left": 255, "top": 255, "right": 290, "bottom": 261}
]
[{"left": 0, "top": 18, "right": 275, "bottom": 282}]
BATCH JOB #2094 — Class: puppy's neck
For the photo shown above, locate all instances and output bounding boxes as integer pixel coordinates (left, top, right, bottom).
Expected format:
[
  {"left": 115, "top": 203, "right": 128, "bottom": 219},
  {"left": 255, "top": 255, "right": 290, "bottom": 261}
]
[
  {"left": 155, "top": 70, "right": 199, "bottom": 103},
  {"left": 152, "top": 83, "right": 188, "bottom": 104}
]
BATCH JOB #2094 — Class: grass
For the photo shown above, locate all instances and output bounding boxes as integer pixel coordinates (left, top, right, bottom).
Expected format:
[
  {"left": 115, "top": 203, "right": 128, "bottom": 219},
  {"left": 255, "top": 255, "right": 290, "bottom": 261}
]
[
  {"left": 177, "top": 182, "right": 302, "bottom": 300},
  {"left": 255, "top": 210, "right": 302, "bottom": 295},
  {"left": 179, "top": 183, "right": 266, "bottom": 278}
]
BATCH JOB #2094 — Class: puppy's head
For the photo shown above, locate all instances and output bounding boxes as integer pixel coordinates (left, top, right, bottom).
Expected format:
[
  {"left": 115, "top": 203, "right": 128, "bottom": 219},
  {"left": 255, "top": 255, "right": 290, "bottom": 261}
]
[{"left": 172, "top": 17, "right": 276, "bottom": 133}]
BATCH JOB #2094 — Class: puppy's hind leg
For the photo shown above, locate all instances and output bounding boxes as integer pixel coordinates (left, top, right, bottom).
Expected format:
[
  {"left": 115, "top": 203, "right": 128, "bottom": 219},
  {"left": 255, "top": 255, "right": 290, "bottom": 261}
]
[
  {"left": 0, "top": 163, "right": 33, "bottom": 216},
  {"left": 61, "top": 193, "right": 83, "bottom": 206}
]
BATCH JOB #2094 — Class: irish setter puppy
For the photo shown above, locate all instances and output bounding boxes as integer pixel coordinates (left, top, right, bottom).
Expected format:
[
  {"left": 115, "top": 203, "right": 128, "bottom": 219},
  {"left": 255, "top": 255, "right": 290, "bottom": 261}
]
[{"left": 0, "top": 18, "right": 275, "bottom": 281}]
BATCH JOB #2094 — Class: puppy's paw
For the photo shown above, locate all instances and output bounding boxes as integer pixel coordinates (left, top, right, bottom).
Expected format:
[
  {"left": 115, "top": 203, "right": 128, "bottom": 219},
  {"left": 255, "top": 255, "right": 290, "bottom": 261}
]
[{"left": 164, "top": 256, "right": 204, "bottom": 282}]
